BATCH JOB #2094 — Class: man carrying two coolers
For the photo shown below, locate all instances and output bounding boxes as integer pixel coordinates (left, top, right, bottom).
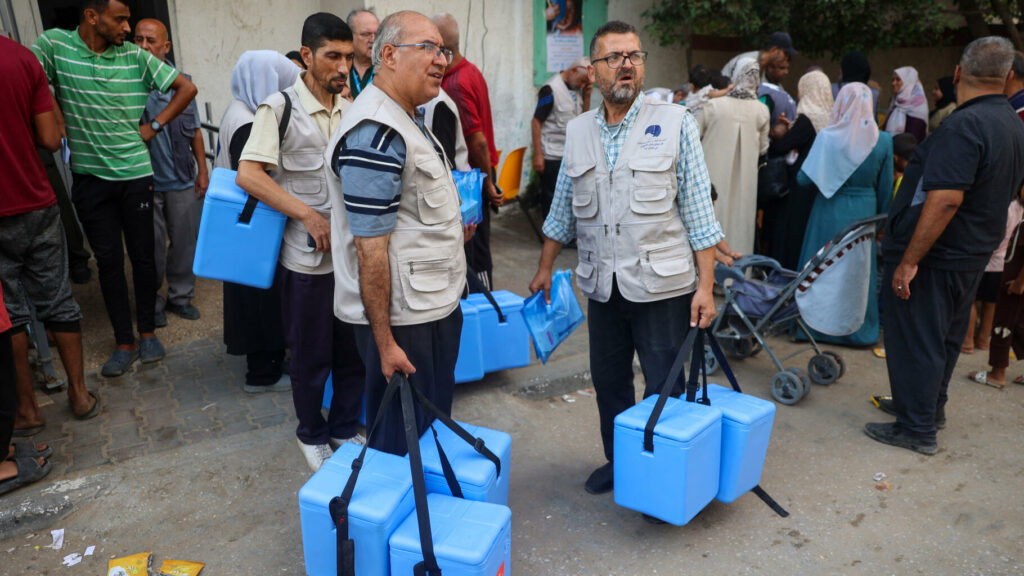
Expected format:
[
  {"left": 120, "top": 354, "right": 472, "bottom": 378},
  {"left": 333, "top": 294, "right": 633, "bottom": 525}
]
[{"left": 529, "top": 21, "right": 723, "bottom": 502}]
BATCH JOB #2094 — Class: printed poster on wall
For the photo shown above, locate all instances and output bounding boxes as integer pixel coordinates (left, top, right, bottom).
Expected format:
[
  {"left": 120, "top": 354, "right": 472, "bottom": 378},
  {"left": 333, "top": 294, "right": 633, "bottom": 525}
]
[{"left": 545, "top": 0, "right": 583, "bottom": 73}]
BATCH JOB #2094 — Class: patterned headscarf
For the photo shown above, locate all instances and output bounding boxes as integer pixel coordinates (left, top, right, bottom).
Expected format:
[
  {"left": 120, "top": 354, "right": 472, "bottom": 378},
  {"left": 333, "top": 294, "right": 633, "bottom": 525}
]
[
  {"left": 727, "top": 57, "right": 760, "bottom": 100},
  {"left": 884, "top": 66, "right": 929, "bottom": 137},
  {"left": 800, "top": 83, "right": 880, "bottom": 199},
  {"left": 796, "top": 70, "right": 834, "bottom": 133}
]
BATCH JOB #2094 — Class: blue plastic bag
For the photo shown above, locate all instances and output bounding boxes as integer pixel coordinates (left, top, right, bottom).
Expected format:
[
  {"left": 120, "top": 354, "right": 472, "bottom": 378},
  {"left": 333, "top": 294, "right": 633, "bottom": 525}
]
[
  {"left": 521, "top": 269, "right": 585, "bottom": 363},
  {"left": 453, "top": 169, "right": 484, "bottom": 225}
]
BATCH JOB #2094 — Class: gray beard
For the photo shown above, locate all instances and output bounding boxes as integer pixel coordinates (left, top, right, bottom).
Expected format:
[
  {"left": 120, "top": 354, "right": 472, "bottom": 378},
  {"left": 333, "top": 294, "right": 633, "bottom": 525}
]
[{"left": 603, "top": 82, "right": 639, "bottom": 105}]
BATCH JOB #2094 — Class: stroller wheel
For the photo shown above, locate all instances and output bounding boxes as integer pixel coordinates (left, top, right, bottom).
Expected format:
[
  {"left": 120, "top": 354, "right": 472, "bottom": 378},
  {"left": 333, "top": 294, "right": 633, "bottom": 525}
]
[
  {"left": 724, "top": 337, "right": 755, "bottom": 359},
  {"left": 703, "top": 344, "right": 720, "bottom": 375},
  {"left": 808, "top": 354, "right": 841, "bottom": 385},
  {"left": 771, "top": 371, "right": 804, "bottom": 405},
  {"left": 823, "top": 351, "right": 846, "bottom": 379},
  {"left": 786, "top": 367, "right": 812, "bottom": 398}
]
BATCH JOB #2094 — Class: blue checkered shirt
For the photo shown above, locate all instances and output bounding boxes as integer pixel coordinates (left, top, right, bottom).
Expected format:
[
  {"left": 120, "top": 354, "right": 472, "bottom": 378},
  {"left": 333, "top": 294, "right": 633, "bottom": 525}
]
[{"left": 542, "top": 92, "right": 724, "bottom": 251}]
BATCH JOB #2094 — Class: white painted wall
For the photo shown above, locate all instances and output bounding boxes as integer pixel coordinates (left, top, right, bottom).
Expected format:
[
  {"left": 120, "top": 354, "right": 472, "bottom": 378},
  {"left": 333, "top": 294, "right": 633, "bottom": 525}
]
[{"left": 608, "top": 0, "right": 688, "bottom": 93}]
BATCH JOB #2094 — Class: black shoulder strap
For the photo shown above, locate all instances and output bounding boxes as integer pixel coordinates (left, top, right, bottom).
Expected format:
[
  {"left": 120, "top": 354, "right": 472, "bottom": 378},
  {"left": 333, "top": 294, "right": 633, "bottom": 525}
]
[
  {"left": 643, "top": 328, "right": 699, "bottom": 453},
  {"left": 238, "top": 91, "right": 293, "bottom": 226},
  {"left": 400, "top": 377, "right": 443, "bottom": 576},
  {"left": 465, "top": 269, "right": 506, "bottom": 324}
]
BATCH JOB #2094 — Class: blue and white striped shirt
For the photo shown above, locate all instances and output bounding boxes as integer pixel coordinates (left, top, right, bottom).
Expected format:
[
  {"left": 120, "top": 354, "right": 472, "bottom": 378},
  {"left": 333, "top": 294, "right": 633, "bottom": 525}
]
[{"left": 541, "top": 92, "right": 724, "bottom": 251}]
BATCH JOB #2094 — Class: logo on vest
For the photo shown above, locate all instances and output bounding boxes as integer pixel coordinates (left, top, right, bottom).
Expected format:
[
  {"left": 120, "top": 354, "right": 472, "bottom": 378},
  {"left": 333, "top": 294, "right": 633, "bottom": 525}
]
[{"left": 640, "top": 124, "right": 667, "bottom": 151}]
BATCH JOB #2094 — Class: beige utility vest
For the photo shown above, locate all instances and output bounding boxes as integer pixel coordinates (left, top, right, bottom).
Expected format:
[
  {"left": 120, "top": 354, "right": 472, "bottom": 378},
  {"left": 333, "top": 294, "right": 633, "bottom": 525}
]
[
  {"left": 328, "top": 84, "right": 467, "bottom": 326},
  {"left": 563, "top": 99, "right": 697, "bottom": 303},
  {"left": 264, "top": 86, "right": 348, "bottom": 275},
  {"left": 540, "top": 74, "right": 582, "bottom": 161}
]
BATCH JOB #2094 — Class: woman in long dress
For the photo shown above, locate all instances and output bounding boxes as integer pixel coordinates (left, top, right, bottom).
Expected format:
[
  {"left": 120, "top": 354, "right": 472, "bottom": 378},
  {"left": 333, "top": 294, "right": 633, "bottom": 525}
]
[
  {"left": 763, "top": 70, "right": 834, "bottom": 270},
  {"left": 882, "top": 66, "right": 929, "bottom": 143},
  {"left": 698, "top": 57, "right": 770, "bottom": 255},
  {"left": 216, "top": 51, "right": 299, "bottom": 391},
  {"left": 798, "top": 82, "right": 893, "bottom": 346}
]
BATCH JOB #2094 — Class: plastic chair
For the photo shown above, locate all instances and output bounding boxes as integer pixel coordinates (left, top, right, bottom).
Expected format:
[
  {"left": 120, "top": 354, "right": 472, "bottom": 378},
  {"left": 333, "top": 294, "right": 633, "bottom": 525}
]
[{"left": 496, "top": 147, "right": 543, "bottom": 242}]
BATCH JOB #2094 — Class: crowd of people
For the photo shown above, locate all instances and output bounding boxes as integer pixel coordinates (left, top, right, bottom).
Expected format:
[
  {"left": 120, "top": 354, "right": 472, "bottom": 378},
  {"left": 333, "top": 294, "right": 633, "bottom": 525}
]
[{"left": 2, "top": 0, "right": 1024, "bottom": 504}]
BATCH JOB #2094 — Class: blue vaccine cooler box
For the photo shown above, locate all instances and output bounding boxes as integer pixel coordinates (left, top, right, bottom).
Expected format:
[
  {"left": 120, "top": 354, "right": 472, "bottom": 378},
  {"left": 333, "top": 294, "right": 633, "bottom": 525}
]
[
  {"left": 613, "top": 395, "right": 722, "bottom": 526},
  {"left": 418, "top": 422, "right": 512, "bottom": 505},
  {"left": 193, "top": 167, "right": 286, "bottom": 289},
  {"left": 455, "top": 299, "right": 485, "bottom": 383},
  {"left": 321, "top": 374, "right": 367, "bottom": 426},
  {"left": 703, "top": 384, "right": 776, "bottom": 503},
  {"left": 298, "top": 443, "right": 414, "bottom": 576},
  {"left": 465, "top": 292, "right": 530, "bottom": 373},
  {"left": 389, "top": 493, "right": 512, "bottom": 576}
]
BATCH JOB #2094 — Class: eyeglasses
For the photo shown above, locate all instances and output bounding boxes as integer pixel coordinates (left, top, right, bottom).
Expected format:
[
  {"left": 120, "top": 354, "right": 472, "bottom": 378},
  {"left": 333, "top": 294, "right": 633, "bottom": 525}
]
[
  {"left": 391, "top": 42, "right": 453, "bottom": 64},
  {"left": 592, "top": 51, "right": 648, "bottom": 69},
  {"left": 358, "top": 31, "right": 376, "bottom": 40}
]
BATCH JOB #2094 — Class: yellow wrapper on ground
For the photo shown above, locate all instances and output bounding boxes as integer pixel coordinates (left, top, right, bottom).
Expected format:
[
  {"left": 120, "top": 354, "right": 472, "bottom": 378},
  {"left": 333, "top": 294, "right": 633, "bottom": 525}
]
[
  {"left": 158, "top": 559, "right": 205, "bottom": 576},
  {"left": 107, "top": 552, "right": 152, "bottom": 576}
]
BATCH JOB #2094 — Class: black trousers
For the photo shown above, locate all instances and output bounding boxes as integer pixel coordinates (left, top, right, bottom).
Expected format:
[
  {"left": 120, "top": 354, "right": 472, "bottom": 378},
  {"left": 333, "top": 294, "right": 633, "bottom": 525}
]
[
  {"left": 465, "top": 203, "right": 493, "bottom": 289},
  {"left": 354, "top": 307, "right": 462, "bottom": 456},
  {"left": 539, "top": 158, "right": 562, "bottom": 217},
  {"left": 882, "top": 263, "right": 982, "bottom": 441},
  {"left": 71, "top": 174, "right": 157, "bottom": 345},
  {"left": 279, "top": 268, "right": 365, "bottom": 444},
  {"left": 588, "top": 281, "right": 693, "bottom": 462},
  {"left": 0, "top": 330, "right": 15, "bottom": 457}
]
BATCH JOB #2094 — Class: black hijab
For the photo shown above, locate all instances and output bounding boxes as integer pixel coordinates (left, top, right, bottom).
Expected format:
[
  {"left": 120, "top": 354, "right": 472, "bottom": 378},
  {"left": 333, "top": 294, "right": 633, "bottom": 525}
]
[
  {"left": 840, "top": 51, "right": 871, "bottom": 84},
  {"left": 931, "top": 76, "right": 956, "bottom": 116}
]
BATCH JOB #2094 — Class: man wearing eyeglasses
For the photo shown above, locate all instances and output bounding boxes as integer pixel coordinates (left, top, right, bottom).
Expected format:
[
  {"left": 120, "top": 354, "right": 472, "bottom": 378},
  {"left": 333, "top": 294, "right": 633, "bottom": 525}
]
[
  {"left": 236, "top": 13, "right": 366, "bottom": 472},
  {"left": 327, "top": 11, "right": 467, "bottom": 456},
  {"left": 529, "top": 20, "right": 723, "bottom": 497},
  {"left": 532, "top": 58, "right": 592, "bottom": 216},
  {"left": 346, "top": 9, "right": 378, "bottom": 100}
]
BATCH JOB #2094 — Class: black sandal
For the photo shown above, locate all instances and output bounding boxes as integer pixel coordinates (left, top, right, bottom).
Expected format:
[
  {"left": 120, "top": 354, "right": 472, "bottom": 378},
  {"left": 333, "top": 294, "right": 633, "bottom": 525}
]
[
  {"left": 0, "top": 456, "right": 52, "bottom": 497},
  {"left": 6, "top": 442, "right": 53, "bottom": 461}
]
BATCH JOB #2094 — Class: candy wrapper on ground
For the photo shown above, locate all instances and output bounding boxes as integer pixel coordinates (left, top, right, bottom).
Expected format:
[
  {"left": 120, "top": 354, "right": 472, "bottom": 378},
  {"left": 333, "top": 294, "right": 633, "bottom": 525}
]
[{"left": 107, "top": 552, "right": 151, "bottom": 576}]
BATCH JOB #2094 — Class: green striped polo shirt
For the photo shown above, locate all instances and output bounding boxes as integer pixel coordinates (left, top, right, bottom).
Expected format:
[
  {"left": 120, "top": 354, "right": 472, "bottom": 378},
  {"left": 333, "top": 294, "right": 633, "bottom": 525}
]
[{"left": 31, "top": 27, "right": 179, "bottom": 181}]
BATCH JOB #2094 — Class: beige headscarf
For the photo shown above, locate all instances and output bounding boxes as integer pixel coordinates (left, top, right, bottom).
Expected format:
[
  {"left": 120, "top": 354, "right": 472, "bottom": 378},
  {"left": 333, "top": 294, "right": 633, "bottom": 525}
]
[
  {"left": 727, "top": 57, "right": 760, "bottom": 100},
  {"left": 796, "top": 70, "right": 834, "bottom": 133}
]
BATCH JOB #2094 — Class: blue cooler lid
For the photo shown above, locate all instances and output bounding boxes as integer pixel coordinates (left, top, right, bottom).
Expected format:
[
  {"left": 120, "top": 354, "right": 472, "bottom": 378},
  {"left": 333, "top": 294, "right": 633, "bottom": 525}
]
[
  {"left": 703, "top": 383, "right": 775, "bottom": 426},
  {"left": 389, "top": 493, "right": 511, "bottom": 566},
  {"left": 207, "top": 167, "right": 278, "bottom": 215},
  {"left": 419, "top": 423, "right": 506, "bottom": 489},
  {"left": 459, "top": 298, "right": 478, "bottom": 318},
  {"left": 614, "top": 394, "right": 721, "bottom": 443},
  {"left": 299, "top": 443, "right": 413, "bottom": 525},
  {"left": 466, "top": 291, "right": 525, "bottom": 315}
]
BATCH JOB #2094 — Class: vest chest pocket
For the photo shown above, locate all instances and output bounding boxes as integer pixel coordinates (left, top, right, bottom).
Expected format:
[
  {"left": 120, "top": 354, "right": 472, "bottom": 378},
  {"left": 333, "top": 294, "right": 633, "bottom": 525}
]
[
  {"left": 565, "top": 161, "right": 598, "bottom": 219},
  {"left": 639, "top": 240, "right": 695, "bottom": 293},
  {"left": 282, "top": 152, "right": 328, "bottom": 207},
  {"left": 415, "top": 154, "right": 457, "bottom": 225},
  {"left": 628, "top": 154, "right": 676, "bottom": 215}
]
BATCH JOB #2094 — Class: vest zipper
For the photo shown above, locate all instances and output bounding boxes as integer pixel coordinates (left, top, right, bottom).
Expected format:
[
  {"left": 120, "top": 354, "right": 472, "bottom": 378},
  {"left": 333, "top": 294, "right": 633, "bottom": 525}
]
[{"left": 616, "top": 223, "right": 621, "bottom": 236}]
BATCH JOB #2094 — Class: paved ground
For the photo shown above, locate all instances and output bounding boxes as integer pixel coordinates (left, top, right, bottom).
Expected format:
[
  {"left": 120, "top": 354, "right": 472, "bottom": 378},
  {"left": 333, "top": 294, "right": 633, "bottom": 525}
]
[{"left": 3, "top": 209, "right": 1023, "bottom": 575}]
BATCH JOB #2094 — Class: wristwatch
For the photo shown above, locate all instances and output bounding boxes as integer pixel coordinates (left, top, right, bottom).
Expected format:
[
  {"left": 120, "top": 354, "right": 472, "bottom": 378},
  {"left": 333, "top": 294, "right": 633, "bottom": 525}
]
[{"left": 150, "top": 120, "right": 163, "bottom": 133}]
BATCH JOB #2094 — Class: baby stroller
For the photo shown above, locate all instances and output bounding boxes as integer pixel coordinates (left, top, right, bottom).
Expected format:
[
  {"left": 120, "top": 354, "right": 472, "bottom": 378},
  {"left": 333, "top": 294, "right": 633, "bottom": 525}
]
[{"left": 707, "top": 214, "right": 887, "bottom": 405}]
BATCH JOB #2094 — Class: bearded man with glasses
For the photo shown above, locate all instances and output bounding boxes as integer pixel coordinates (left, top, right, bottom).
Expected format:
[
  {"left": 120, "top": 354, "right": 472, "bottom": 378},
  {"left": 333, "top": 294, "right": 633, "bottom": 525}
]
[
  {"left": 327, "top": 11, "right": 468, "bottom": 456},
  {"left": 530, "top": 20, "right": 724, "bottom": 498}
]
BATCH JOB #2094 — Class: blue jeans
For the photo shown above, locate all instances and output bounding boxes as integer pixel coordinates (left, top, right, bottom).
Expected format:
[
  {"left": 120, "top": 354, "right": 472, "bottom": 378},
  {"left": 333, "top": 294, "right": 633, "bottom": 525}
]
[{"left": 588, "top": 280, "right": 693, "bottom": 461}]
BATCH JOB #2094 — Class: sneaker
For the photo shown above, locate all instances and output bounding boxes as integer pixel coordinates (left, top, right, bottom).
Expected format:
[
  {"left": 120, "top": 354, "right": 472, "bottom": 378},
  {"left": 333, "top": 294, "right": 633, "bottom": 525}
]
[
  {"left": 101, "top": 349, "right": 139, "bottom": 377},
  {"left": 139, "top": 337, "right": 165, "bottom": 364},
  {"left": 875, "top": 397, "right": 945, "bottom": 430},
  {"left": 154, "top": 308, "right": 168, "bottom": 328},
  {"left": 165, "top": 302, "right": 200, "bottom": 320},
  {"left": 584, "top": 462, "right": 614, "bottom": 495},
  {"left": 297, "top": 439, "right": 333, "bottom": 471},
  {"left": 864, "top": 422, "right": 937, "bottom": 455},
  {"left": 243, "top": 374, "right": 292, "bottom": 394},
  {"left": 329, "top": 432, "right": 366, "bottom": 450}
]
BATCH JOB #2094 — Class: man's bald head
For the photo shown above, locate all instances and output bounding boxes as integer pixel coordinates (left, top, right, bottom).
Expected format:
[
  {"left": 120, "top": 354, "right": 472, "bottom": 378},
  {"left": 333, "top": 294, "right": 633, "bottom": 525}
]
[
  {"left": 134, "top": 18, "right": 171, "bottom": 61},
  {"left": 431, "top": 13, "right": 459, "bottom": 54}
]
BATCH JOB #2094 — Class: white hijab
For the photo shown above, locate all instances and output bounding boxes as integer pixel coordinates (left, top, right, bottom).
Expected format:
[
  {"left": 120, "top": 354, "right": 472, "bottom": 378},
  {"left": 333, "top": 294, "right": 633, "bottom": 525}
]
[
  {"left": 727, "top": 57, "right": 760, "bottom": 100},
  {"left": 795, "top": 70, "right": 834, "bottom": 133},
  {"left": 800, "top": 83, "right": 880, "bottom": 199},
  {"left": 884, "top": 66, "right": 929, "bottom": 136},
  {"left": 230, "top": 50, "right": 301, "bottom": 113}
]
